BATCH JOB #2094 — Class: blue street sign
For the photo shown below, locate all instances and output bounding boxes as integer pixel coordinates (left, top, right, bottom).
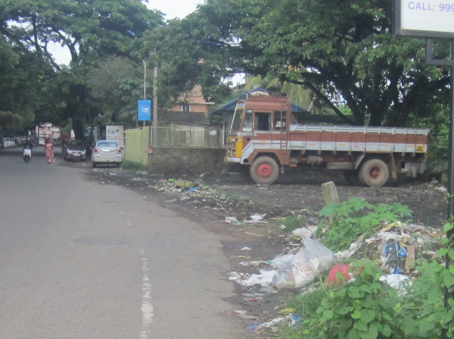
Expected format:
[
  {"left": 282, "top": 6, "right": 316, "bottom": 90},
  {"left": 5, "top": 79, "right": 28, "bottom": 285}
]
[{"left": 138, "top": 100, "right": 152, "bottom": 121}]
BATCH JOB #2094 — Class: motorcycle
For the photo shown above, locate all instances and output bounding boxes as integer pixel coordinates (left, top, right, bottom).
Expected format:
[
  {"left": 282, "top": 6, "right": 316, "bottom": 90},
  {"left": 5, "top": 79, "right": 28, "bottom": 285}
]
[{"left": 23, "top": 146, "right": 32, "bottom": 163}]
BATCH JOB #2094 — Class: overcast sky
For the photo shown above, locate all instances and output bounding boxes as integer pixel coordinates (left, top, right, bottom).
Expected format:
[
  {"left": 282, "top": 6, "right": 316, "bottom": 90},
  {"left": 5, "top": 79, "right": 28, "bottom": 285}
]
[{"left": 146, "top": 0, "right": 203, "bottom": 20}]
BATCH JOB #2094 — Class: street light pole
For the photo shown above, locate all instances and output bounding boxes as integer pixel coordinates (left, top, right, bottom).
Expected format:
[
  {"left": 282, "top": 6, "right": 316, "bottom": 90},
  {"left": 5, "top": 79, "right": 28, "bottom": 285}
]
[
  {"left": 143, "top": 60, "right": 147, "bottom": 128},
  {"left": 152, "top": 65, "right": 158, "bottom": 148},
  {"left": 148, "top": 65, "right": 157, "bottom": 172}
]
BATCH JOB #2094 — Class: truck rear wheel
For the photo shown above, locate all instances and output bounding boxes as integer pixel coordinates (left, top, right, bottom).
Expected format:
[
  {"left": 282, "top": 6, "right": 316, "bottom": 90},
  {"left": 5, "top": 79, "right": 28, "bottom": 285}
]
[
  {"left": 359, "top": 159, "right": 389, "bottom": 187},
  {"left": 250, "top": 156, "right": 279, "bottom": 185},
  {"left": 344, "top": 170, "right": 364, "bottom": 186}
]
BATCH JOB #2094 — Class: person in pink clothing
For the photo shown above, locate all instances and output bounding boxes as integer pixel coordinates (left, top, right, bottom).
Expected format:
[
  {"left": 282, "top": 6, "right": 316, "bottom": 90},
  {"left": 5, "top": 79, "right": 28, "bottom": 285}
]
[{"left": 45, "top": 138, "right": 54, "bottom": 164}]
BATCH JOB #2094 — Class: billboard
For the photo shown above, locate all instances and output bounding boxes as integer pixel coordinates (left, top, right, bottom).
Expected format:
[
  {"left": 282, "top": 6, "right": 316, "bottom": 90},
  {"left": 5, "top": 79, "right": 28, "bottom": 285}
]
[
  {"left": 106, "top": 125, "right": 124, "bottom": 148},
  {"left": 393, "top": 0, "right": 454, "bottom": 38}
]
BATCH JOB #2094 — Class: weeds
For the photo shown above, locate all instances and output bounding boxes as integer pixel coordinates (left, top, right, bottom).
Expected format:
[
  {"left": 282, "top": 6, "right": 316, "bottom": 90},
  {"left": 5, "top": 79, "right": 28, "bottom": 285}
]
[
  {"left": 278, "top": 215, "right": 307, "bottom": 233},
  {"left": 120, "top": 160, "right": 147, "bottom": 172},
  {"left": 316, "top": 197, "right": 413, "bottom": 252}
]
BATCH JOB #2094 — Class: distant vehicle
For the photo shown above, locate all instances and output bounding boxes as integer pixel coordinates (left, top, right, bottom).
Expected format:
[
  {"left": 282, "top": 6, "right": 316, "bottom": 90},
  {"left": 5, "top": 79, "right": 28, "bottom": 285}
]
[
  {"left": 62, "top": 140, "right": 86, "bottom": 161},
  {"left": 3, "top": 138, "right": 12, "bottom": 148},
  {"left": 53, "top": 138, "right": 61, "bottom": 146},
  {"left": 38, "top": 137, "right": 45, "bottom": 145},
  {"left": 91, "top": 140, "right": 123, "bottom": 168},
  {"left": 23, "top": 146, "right": 32, "bottom": 163}
]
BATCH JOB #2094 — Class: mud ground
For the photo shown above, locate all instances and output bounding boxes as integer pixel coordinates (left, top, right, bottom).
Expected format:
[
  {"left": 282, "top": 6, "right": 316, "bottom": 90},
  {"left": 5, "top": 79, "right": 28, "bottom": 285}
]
[{"left": 60, "top": 158, "right": 448, "bottom": 337}]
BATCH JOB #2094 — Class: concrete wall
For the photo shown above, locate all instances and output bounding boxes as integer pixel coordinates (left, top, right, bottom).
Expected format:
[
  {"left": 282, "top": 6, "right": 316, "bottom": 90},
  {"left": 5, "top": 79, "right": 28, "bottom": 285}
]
[{"left": 149, "top": 147, "right": 227, "bottom": 174}]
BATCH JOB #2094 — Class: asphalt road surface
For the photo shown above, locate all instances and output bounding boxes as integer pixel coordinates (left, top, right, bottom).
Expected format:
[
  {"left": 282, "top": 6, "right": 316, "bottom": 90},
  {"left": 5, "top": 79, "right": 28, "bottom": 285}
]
[{"left": 0, "top": 147, "right": 248, "bottom": 339}]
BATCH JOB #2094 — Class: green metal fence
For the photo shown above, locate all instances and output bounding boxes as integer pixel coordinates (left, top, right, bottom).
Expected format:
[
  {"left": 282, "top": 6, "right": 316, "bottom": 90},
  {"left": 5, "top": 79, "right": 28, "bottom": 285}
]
[
  {"left": 124, "top": 126, "right": 224, "bottom": 166},
  {"left": 124, "top": 128, "right": 149, "bottom": 166}
]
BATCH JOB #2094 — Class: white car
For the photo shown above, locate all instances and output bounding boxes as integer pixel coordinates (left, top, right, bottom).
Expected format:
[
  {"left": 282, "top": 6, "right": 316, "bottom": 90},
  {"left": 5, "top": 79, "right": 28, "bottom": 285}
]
[
  {"left": 91, "top": 140, "right": 123, "bottom": 168},
  {"left": 3, "top": 138, "right": 11, "bottom": 148}
]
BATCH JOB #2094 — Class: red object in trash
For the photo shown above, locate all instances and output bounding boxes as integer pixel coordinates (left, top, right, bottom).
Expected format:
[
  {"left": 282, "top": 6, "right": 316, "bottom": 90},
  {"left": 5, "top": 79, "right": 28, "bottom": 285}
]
[{"left": 327, "top": 264, "right": 352, "bottom": 285}]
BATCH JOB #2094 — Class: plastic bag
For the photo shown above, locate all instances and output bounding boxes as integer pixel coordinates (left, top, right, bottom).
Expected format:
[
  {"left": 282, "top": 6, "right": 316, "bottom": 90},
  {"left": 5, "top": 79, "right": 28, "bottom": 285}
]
[{"left": 272, "top": 238, "right": 334, "bottom": 289}]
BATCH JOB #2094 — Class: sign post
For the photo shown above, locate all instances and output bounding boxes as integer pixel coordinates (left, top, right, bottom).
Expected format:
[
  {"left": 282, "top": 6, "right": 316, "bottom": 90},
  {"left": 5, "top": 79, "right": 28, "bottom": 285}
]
[
  {"left": 138, "top": 100, "right": 152, "bottom": 122},
  {"left": 393, "top": 2, "right": 454, "bottom": 336}
]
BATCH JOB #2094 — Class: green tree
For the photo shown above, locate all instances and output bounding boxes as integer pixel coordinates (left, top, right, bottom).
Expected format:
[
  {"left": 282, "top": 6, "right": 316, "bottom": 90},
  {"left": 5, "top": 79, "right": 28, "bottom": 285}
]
[
  {"left": 87, "top": 56, "right": 144, "bottom": 125},
  {"left": 1, "top": 0, "right": 162, "bottom": 139},
  {"left": 151, "top": 0, "right": 449, "bottom": 127}
]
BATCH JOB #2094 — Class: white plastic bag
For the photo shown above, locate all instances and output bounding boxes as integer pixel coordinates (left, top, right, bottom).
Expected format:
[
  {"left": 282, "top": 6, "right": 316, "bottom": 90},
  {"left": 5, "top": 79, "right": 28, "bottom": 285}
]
[{"left": 272, "top": 238, "right": 334, "bottom": 289}]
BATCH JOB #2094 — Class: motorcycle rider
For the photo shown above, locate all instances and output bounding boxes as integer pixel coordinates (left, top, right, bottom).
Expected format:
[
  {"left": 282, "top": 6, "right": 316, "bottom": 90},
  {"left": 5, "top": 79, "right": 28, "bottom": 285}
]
[{"left": 23, "top": 139, "right": 33, "bottom": 150}]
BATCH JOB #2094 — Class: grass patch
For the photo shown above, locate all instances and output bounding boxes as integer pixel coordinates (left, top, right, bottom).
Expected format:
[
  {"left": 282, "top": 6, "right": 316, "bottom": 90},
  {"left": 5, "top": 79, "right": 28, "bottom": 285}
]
[
  {"left": 120, "top": 160, "right": 148, "bottom": 172},
  {"left": 278, "top": 215, "right": 307, "bottom": 233}
]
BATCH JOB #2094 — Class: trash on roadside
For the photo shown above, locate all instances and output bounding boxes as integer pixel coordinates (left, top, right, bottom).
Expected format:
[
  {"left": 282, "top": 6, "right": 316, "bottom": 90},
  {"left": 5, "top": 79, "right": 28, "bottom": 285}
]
[
  {"left": 225, "top": 216, "right": 239, "bottom": 224},
  {"left": 383, "top": 239, "right": 408, "bottom": 274},
  {"left": 326, "top": 264, "right": 352, "bottom": 285},
  {"left": 254, "top": 317, "right": 285, "bottom": 330},
  {"left": 174, "top": 180, "right": 195, "bottom": 188},
  {"left": 270, "top": 254, "right": 294, "bottom": 269},
  {"left": 235, "top": 310, "right": 258, "bottom": 321},
  {"left": 379, "top": 274, "right": 411, "bottom": 295},
  {"left": 251, "top": 213, "right": 266, "bottom": 221},
  {"left": 243, "top": 220, "right": 267, "bottom": 224},
  {"left": 292, "top": 226, "right": 318, "bottom": 239},
  {"left": 247, "top": 322, "right": 261, "bottom": 330},
  {"left": 335, "top": 242, "right": 362, "bottom": 261},
  {"left": 239, "top": 261, "right": 267, "bottom": 267},
  {"left": 241, "top": 247, "right": 252, "bottom": 251},
  {"left": 229, "top": 270, "right": 277, "bottom": 287},
  {"left": 272, "top": 238, "right": 334, "bottom": 289}
]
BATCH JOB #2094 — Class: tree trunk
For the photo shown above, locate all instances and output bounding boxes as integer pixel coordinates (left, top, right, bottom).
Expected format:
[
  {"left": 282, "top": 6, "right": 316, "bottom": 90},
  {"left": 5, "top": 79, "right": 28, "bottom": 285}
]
[{"left": 72, "top": 119, "right": 84, "bottom": 141}]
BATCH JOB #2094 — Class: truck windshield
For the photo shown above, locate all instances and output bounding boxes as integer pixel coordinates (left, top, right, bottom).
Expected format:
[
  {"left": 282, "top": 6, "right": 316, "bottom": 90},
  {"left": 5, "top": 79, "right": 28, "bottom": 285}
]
[
  {"left": 242, "top": 110, "right": 253, "bottom": 132},
  {"left": 230, "top": 108, "right": 244, "bottom": 133}
]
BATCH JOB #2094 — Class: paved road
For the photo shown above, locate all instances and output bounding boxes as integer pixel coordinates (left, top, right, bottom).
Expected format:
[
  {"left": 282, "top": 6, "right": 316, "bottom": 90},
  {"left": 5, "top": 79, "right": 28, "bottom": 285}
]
[{"left": 0, "top": 147, "right": 247, "bottom": 339}]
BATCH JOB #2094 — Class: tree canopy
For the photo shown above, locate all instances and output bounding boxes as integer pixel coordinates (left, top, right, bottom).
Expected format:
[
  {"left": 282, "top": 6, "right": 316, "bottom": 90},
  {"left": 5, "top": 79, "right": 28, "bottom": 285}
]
[
  {"left": 151, "top": 0, "right": 450, "bottom": 127},
  {"left": 0, "top": 0, "right": 162, "bottom": 138},
  {"left": 0, "top": 0, "right": 451, "bottom": 138}
]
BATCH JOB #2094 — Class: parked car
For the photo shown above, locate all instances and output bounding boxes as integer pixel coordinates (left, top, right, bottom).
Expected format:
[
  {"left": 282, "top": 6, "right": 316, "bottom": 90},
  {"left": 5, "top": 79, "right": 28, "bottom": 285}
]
[
  {"left": 91, "top": 140, "right": 123, "bottom": 168},
  {"left": 53, "top": 138, "right": 61, "bottom": 146},
  {"left": 3, "top": 138, "right": 11, "bottom": 148},
  {"left": 62, "top": 139, "right": 86, "bottom": 161}
]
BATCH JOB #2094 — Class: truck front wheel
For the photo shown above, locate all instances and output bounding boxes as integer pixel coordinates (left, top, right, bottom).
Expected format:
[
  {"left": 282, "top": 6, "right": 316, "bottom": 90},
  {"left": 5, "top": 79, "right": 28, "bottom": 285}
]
[
  {"left": 359, "top": 159, "right": 389, "bottom": 187},
  {"left": 250, "top": 156, "right": 279, "bottom": 185},
  {"left": 239, "top": 166, "right": 254, "bottom": 183}
]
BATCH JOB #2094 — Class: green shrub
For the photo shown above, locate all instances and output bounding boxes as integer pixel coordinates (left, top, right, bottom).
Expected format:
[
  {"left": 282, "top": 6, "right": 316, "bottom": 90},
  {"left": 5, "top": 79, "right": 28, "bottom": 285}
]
[
  {"left": 279, "top": 222, "right": 454, "bottom": 339},
  {"left": 317, "top": 198, "right": 413, "bottom": 252}
]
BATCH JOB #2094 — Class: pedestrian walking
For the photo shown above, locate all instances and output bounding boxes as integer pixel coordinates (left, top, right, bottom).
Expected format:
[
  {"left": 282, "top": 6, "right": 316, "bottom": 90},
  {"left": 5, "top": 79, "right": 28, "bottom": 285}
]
[{"left": 45, "top": 138, "right": 54, "bottom": 164}]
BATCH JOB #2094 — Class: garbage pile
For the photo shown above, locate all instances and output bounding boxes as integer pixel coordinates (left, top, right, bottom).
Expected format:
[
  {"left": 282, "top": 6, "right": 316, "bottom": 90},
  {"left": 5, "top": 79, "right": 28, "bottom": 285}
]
[
  {"left": 149, "top": 178, "right": 257, "bottom": 217},
  {"left": 332, "top": 221, "right": 442, "bottom": 273},
  {"left": 229, "top": 220, "right": 444, "bottom": 332}
]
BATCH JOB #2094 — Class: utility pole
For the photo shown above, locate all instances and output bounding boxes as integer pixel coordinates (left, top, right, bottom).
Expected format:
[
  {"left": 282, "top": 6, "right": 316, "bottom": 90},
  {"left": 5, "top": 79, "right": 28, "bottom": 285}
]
[
  {"left": 152, "top": 65, "right": 158, "bottom": 148},
  {"left": 142, "top": 60, "right": 147, "bottom": 128},
  {"left": 148, "top": 65, "right": 157, "bottom": 171}
]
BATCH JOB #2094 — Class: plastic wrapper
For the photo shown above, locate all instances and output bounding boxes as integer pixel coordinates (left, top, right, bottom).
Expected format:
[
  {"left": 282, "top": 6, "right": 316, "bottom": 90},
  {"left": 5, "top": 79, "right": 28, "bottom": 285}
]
[{"left": 272, "top": 238, "right": 334, "bottom": 289}]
